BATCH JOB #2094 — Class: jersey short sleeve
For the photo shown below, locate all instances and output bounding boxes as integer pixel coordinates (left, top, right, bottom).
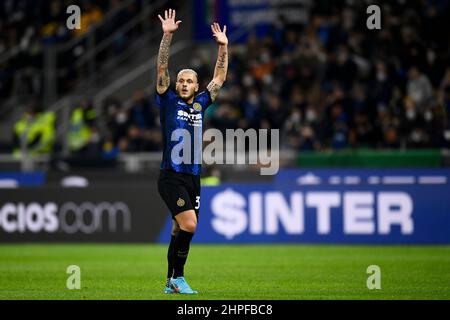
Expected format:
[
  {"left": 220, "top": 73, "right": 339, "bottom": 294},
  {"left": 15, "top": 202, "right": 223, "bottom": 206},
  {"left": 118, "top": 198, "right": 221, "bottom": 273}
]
[
  {"left": 195, "top": 90, "right": 212, "bottom": 110},
  {"left": 155, "top": 88, "right": 177, "bottom": 107}
]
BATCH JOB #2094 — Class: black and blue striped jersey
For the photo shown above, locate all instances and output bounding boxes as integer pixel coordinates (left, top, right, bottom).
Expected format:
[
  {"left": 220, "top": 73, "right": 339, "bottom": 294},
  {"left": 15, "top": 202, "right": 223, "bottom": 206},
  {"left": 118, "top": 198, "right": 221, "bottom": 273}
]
[{"left": 156, "top": 88, "right": 212, "bottom": 175}]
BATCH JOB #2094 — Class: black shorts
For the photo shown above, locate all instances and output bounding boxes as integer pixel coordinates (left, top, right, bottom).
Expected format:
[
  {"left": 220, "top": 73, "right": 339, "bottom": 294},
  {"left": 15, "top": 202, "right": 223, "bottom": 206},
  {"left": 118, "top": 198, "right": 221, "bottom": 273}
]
[{"left": 158, "top": 169, "right": 201, "bottom": 219}]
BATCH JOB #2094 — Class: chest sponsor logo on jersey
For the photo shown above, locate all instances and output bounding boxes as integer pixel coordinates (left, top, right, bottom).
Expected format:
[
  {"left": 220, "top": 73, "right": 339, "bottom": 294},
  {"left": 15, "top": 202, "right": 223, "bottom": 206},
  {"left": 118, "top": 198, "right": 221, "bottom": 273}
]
[{"left": 177, "top": 109, "right": 202, "bottom": 127}]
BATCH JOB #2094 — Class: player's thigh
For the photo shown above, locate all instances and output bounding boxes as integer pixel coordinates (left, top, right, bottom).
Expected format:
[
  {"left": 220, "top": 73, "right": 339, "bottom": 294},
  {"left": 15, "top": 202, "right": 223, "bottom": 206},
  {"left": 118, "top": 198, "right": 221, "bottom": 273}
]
[{"left": 158, "top": 171, "right": 196, "bottom": 217}]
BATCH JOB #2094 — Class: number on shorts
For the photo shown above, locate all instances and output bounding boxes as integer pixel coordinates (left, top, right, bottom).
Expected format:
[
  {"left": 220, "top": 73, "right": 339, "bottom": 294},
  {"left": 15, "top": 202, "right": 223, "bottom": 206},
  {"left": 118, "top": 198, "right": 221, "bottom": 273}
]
[{"left": 194, "top": 196, "right": 200, "bottom": 210}]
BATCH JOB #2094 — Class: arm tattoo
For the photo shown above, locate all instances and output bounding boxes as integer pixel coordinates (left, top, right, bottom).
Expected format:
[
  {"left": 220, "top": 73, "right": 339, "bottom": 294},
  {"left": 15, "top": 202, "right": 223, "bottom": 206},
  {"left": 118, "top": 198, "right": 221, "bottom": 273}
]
[
  {"left": 208, "top": 46, "right": 227, "bottom": 100},
  {"left": 157, "top": 34, "right": 172, "bottom": 92},
  {"left": 217, "top": 51, "right": 227, "bottom": 69},
  {"left": 212, "top": 45, "right": 228, "bottom": 84},
  {"left": 207, "top": 80, "right": 222, "bottom": 101},
  {"left": 163, "top": 69, "right": 170, "bottom": 86},
  {"left": 158, "top": 33, "right": 172, "bottom": 67},
  {"left": 157, "top": 69, "right": 170, "bottom": 91}
]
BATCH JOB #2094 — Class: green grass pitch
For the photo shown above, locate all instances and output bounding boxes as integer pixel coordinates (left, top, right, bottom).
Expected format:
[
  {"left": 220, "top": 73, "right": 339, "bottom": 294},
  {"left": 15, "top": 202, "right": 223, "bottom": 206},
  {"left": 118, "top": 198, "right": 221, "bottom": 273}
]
[{"left": 0, "top": 244, "right": 449, "bottom": 300}]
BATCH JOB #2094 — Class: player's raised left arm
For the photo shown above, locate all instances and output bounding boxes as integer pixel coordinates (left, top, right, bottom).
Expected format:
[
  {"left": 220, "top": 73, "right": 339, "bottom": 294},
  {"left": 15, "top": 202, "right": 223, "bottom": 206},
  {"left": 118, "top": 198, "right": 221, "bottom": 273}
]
[{"left": 207, "top": 23, "right": 228, "bottom": 102}]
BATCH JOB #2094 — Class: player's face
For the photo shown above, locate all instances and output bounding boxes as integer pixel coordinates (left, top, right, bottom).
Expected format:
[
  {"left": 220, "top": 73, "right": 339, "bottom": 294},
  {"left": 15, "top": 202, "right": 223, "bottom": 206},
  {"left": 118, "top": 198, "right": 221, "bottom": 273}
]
[{"left": 176, "top": 72, "right": 199, "bottom": 101}]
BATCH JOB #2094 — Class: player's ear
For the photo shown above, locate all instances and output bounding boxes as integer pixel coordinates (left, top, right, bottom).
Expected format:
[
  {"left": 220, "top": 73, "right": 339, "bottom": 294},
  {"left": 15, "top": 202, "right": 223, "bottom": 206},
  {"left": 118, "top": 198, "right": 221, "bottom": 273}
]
[{"left": 195, "top": 83, "right": 199, "bottom": 92}]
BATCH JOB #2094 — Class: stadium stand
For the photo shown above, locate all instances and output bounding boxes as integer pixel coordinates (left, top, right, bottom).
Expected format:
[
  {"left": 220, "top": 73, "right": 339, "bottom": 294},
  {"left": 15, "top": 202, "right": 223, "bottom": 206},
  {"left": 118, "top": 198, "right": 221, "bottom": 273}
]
[{"left": 0, "top": 0, "right": 449, "bottom": 163}]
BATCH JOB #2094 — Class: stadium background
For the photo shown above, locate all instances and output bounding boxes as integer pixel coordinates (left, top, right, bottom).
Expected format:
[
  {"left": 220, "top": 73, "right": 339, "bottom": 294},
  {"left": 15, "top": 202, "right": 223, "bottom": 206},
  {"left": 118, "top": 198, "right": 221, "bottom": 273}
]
[{"left": 0, "top": 0, "right": 449, "bottom": 299}]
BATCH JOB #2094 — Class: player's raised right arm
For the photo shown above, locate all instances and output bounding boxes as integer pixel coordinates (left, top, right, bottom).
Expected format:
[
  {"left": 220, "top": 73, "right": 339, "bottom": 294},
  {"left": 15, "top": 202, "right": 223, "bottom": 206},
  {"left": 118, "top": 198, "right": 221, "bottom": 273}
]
[{"left": 156, "top": 9, "right": 181, "bottom": 94}]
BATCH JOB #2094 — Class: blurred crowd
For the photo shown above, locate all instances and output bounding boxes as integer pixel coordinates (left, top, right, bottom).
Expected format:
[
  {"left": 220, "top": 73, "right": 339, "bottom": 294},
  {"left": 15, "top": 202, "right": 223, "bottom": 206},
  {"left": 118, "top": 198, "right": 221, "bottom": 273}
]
[
  {"left": 0, "top": 0, "right": 144, "bottom": 101},
  {"left": 9, "top": 0, "right": 450, "bottom": 158},
  {"left": 207, "top": 0, "right": 450, "bottom": 151}
]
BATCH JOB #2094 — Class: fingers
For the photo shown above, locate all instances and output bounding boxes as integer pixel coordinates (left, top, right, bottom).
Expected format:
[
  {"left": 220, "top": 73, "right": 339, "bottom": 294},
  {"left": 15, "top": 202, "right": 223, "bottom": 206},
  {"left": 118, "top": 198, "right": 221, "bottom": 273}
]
[
  {"left": 211, "top": 23, "right": 226, "bottom": 34},
  {"left": 168, "top": 9, "right": 175, "bottom": 20},
  {"left": 164, "top": 9, "right": 173, "bottom": 20},
  {"left": 176, "top": 20, "right": 182, "bottom": 26},
  {"left": 162, "top": 9, "right": 177, "bottom": 21}
]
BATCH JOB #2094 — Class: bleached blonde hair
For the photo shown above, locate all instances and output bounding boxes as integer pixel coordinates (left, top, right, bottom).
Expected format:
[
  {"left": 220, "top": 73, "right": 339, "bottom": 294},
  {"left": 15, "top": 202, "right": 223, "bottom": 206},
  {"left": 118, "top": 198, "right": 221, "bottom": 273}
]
[{"left": 177, "top": 69, "right": 198, "bottom": 82}]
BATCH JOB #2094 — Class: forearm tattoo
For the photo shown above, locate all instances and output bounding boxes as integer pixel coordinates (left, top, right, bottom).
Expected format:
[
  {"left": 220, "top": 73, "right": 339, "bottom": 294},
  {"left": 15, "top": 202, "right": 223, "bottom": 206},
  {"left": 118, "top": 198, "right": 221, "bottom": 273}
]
[
  {"left": 158, "top": 33, "right": 172, "bottom": 66},
  {"left": 209, "top": 46, "right": 227, "bottom": 100},
  {"left": 214, "top": 47, "right": 228, "bottom": 79},
  {"left": 207, "top": 80, "right": 222, "bottom": 101},
  {"left": 217, "top": 51, "right": 227, "bottom": 69},
  {"left": 157, "top": 34, "right": 172, "bottom": 91}
]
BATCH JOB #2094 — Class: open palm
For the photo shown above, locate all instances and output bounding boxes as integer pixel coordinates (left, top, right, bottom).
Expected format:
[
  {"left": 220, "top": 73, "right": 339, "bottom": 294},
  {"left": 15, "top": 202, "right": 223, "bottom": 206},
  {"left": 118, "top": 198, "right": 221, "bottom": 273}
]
[
  {"left": 211, "top": 23, "right": 228, "bottom": 45},
  {"left": 158, "top": 9, "right": 181, "bottom": 33}
]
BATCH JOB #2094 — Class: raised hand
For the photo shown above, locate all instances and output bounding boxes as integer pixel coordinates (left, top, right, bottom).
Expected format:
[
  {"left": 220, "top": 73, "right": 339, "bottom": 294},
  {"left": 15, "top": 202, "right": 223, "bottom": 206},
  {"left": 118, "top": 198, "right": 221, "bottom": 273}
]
[
  {"left": 158, "top": 9, "right": 181, "bottom": 34},
  {"left": 211, "top": 23, "right": 228, "bottom": 46}
]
